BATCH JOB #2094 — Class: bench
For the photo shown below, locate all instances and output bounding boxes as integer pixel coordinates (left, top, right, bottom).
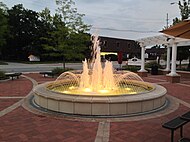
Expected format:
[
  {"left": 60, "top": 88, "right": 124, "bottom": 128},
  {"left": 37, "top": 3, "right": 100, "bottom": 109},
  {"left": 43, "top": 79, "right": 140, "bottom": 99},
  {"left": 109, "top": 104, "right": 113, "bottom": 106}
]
[
  {"left": 179, "top": 111, "right": 190, "bottom": 142},
  {"left": 162, "top": 116, "right": 188, "bottom": 142},
  {"left": 181, "top": 111, "right": 190, "bottom": 121},
  {"left": 178, "top": 138, "right": 190, "bottom": 142},
  {"left": 5, "top": 72, "right": 22, "bottom": 80},
  {"left": 39, "top": 71, "right": 54, "bottom": 78}
]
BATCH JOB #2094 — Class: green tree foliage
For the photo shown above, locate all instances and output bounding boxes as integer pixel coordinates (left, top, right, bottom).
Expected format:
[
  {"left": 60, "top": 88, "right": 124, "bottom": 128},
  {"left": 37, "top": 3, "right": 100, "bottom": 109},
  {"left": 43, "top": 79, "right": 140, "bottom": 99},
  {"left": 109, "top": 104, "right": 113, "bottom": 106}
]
[
  {"left": 0, "top": 1, "right": 91, "bottom": 62},
  {"left": 0, "top": 2, "right": 8, "bottom": 57},
  {"left": 173, "top": 0, "right": 190, "bottom": 24},
  {"left": 170, "top": 1, "right": 190, "bottom": 70},
  {"left": 41, "top": 0, "right": 91, "bottom": 66},
  {"left": 6, "top": 4, "right": 41, "bottom": 60},
  {"left": 39, "top": 12, "right": 69, "bottom": 59},
  {"left": 177, "top": 46, "right": 189, "bottom": 69},
  {"left": 55, "top": 0, "right": 90, "bottom": 33},
  {"left": 172, "top": 17, "right": 181, "bottom": 25},
  {"left": 179, "top": 0, "right": 190, "bottom": 20},
  {"left": 41, "top": 11, "right": 90, "bottom": 67},
  {"left": 38, "top": 8, "right": 57, "bottom": 60}
]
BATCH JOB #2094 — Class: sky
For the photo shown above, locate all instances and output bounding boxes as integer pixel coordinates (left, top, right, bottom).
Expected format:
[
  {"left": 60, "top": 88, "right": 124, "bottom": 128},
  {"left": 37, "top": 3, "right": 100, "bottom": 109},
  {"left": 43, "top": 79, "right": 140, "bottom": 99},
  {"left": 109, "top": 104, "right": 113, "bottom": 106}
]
[{"left": 1, "top": 0, "right": 181, "bottom": 40}]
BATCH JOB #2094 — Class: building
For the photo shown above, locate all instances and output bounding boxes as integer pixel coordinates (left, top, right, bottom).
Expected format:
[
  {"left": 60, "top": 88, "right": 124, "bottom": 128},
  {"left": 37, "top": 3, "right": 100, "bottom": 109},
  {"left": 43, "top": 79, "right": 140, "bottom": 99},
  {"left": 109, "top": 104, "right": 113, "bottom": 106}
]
[
  {"left": 99, "top": 36, "right": 141, "bottom": 60},
  {"left": 28, "top": 55, "right": 40, "bottom": 61}
]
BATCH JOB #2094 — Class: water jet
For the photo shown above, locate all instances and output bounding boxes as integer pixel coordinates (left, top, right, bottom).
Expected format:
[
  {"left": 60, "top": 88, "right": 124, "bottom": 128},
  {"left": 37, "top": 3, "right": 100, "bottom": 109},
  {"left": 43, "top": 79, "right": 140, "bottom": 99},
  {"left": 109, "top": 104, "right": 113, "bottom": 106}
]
[{"left": 33, "top": 35, "right": 166, "bottom": 116}]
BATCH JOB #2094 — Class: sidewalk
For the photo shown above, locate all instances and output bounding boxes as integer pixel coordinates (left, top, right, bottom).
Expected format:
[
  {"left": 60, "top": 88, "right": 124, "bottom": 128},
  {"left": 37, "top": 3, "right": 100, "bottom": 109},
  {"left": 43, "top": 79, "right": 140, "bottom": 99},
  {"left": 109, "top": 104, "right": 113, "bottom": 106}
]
[{"left": 0, "top": 73, "right": 190, "bottom": 142}]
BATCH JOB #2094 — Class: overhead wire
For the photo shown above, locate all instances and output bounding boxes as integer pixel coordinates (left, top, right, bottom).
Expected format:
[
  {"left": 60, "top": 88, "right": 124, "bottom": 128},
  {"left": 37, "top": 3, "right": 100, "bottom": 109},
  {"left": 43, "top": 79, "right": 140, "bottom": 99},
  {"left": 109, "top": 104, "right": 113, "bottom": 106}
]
[{"left": 91, "top": 27, "right": 159, "bottom": 33}]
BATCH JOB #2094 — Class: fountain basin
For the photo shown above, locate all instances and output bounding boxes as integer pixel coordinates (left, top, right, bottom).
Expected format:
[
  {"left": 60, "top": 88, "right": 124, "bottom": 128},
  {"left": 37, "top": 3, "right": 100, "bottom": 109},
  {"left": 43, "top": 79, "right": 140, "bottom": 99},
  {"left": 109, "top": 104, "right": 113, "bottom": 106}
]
[{"left": 33, "top": 82, "right": 166, "bottom": 116}]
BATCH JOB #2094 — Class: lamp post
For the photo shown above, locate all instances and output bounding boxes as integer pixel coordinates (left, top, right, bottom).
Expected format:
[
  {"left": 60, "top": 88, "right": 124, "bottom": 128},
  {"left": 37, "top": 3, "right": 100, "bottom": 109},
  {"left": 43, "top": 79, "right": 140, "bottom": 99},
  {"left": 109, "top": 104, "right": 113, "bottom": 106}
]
[
  {"left": 166, "top": 13, "right": 169, "bottom": 28},
  {"left": 166, "top": 2, "right": 179, "bottom": 28},
  {"left": 170, "top": 2, "right": 179, "bottom": 5}
]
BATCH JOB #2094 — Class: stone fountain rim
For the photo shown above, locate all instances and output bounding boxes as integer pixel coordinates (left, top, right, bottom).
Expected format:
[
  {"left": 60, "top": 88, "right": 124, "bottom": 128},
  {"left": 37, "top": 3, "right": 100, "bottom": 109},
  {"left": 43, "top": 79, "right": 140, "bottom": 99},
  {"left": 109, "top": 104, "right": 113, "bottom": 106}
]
[{"left": 33, "top": 82, "right": 166, "bottom": 103}]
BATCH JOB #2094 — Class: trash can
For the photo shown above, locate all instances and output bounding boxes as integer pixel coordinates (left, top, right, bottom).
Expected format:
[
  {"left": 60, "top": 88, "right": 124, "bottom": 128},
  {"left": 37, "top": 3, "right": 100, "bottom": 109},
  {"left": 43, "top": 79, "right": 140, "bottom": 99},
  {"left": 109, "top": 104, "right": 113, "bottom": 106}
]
[{"left": 151, "top": 65, "right": 158, "bottom": 75}]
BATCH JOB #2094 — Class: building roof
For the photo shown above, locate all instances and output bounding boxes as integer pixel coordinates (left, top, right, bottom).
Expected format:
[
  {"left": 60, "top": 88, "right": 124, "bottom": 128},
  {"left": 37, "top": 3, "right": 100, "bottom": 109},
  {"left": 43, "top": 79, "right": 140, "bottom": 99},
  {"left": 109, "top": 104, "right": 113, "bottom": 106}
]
[{"left": 99, "top": 36, "right": 140, "bottom": 53}]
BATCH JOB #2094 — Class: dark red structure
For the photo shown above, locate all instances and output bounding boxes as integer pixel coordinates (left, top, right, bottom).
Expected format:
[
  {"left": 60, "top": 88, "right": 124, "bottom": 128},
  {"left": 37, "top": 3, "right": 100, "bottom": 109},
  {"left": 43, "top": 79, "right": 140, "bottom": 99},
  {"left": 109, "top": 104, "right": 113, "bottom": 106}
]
[{"left": 117, "top": 51, "right": 123, "bottom": 64}]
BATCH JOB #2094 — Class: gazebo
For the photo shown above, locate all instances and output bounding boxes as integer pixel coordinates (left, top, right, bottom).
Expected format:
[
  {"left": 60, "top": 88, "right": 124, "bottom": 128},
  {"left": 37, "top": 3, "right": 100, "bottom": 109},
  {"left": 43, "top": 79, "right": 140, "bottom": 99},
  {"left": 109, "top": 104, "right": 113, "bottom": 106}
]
[{"left": 137, "top": 34, "right": 190, "bottom": 83}]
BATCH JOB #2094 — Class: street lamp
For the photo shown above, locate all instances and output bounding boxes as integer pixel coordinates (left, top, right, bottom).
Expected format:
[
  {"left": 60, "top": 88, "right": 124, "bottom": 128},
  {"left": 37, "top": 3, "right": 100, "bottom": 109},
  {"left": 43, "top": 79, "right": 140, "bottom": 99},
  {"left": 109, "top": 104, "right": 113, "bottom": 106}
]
[
  {"left": 170, "top": 2, "right": 179, "bottom": 5},
  {"left": 166, "top": 2, "right": 179, "bottom": 28}
]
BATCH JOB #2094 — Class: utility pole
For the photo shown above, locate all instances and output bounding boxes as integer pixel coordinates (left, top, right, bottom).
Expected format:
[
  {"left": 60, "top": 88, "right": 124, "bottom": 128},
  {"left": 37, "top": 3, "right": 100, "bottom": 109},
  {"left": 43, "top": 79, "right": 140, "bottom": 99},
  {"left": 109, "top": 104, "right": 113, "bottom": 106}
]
[{"left": 166, "top": 13, "right": 169, "bottom": 28}]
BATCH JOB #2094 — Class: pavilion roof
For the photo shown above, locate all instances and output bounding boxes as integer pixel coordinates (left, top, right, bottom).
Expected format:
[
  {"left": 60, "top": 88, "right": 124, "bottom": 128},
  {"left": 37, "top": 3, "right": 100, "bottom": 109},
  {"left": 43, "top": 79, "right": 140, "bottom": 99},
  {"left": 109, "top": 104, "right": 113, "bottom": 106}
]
[{"left": 137, "top": 34, "right": 190, "bottom": 47}]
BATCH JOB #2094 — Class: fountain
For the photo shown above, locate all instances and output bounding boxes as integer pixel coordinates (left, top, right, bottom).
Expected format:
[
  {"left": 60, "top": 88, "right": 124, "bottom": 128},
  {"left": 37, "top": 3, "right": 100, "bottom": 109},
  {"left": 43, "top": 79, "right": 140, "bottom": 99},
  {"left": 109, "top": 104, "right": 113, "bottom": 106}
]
[{"left": 33, "top": 34, "right": 167, "bottom": 116}]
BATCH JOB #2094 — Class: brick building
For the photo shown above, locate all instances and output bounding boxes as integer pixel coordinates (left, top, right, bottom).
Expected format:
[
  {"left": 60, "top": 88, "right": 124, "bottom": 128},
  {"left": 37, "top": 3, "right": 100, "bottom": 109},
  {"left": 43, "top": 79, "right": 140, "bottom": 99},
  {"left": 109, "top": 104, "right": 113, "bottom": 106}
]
[
  {"left": 99, "top": 36, "right": 166, "bottom": 60},
  {"left": 99, "top": 36, "right": 141, "bottom": 59}
]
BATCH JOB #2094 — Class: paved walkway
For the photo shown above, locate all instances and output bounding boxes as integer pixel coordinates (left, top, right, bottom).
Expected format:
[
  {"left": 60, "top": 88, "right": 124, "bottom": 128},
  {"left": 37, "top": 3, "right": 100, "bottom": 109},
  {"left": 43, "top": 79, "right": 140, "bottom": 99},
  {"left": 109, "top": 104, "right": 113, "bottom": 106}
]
[{"left": 0, "top": 73, "right": 190, "bottom": 142}]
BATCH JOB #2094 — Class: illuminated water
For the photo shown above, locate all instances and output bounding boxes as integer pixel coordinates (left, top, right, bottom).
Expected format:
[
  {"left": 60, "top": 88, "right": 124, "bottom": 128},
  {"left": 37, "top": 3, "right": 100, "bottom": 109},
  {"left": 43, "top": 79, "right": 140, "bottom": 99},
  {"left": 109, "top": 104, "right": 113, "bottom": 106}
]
[{"left": 47, "top": 34, "right": 153, "bottom": 96}]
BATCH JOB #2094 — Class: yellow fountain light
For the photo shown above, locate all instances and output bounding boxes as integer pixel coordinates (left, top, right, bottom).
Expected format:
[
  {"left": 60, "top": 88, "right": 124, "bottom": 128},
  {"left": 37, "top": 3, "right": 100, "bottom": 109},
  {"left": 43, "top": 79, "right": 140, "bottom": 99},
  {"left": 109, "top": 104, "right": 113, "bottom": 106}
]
[
  {"left": 125, "top": 88, "right": 131, "bottom": 91},
  {"left": 83, "top": 88, "right": 92, "bottom": 92},
  {"left": 69, "top": 86, "right": 75, "bottom": 90},
  {"left": 63, "top": 91, "right": 70, "bottom": 94},
  {"left": 129, "top": 92, "right": 136, "bottom": 94},
  {"left": 100, "top": 52, "right": 117, "bottom": 56},
  {"left": 98, "top": 89, "right": 109, "bottom": 94}
]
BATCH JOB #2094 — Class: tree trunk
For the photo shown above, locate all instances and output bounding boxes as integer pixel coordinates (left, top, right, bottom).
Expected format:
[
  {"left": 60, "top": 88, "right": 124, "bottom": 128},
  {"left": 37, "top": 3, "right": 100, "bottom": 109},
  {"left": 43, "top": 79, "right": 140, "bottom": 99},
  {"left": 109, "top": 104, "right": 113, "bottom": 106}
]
[
  {"left": 187, "top": 56, "right": 190, "bottom": 70},
  {"left": 179, "top": 60, "right": 182, "bottom": 69},
  {"left": 62, "top": 56, "right": 65, "bottom": 70}
]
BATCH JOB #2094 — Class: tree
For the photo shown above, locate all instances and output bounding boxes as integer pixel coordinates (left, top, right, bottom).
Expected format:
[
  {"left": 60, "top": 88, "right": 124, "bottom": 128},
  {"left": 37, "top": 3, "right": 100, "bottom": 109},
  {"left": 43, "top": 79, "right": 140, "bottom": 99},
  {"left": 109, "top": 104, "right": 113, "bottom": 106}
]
[
  {"left": 179, "top": 0, "right": 190, "bottom": 20},
  {"left": 6, "top": 4, "right": 41, "bottom": 60},
  {"left": 173, "top": 0, "right": 190, "bottom": 24},
  {"left": 0, "top": 2, "right": 8, "bottom": 59},
  {"left": 38, "top": 8, "right": 56, "bottom": 61},
  {"left": 39, "top": 12, "right": 69, "bottom": 62},
  {"left": 177, "top": 46, "right": 189, "bottom": 69},
  {"left": 66, "top": 32, "right": 90, "bottom": 61},
  {"left": 41, "top": 11, "right": 90, "bottom": 68},
  {"left": 55, "top": 0, "right": 90, "bottom": 33},
  {"left": 178, "top": 0, "right": 190, "bottom": 70},
  {"left": 172, "top": 1, "right": 190, "bottom": 70},
  {"left": 40, "top": 0, "right": 91, "bottom": 68}
]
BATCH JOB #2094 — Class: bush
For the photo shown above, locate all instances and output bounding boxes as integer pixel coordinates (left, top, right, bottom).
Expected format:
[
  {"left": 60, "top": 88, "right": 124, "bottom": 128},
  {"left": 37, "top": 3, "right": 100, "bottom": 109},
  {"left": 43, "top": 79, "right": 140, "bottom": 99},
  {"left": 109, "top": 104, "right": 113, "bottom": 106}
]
[
  {"left": 52, "top": 67, "right": 73, "bottom": 76},
  {"left": 122, "top": 65, "right": 140, "bottom": 72},
  {"left": 178, "top": 67, "right": 190, "bottom": 71},
  {"left": 0, "top": 71, "right": 7, "bottom": 80},
  {"left": 145, "top": 61, "right": 162, "bottom": 69}
]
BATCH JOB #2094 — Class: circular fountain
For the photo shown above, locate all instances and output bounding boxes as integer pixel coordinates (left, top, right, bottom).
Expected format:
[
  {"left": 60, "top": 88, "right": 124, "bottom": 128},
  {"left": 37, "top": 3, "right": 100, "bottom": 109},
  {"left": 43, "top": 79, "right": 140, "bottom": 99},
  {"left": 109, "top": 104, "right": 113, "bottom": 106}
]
[{"left": 33, "top": 35, "right": 167, "bottom": 116}]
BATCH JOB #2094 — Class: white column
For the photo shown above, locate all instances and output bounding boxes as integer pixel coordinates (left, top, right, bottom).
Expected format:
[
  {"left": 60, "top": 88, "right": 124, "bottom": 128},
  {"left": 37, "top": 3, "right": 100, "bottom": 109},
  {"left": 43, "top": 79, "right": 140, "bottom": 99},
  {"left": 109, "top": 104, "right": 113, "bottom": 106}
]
[
  {"left": 165, "top": 46, "right": 171, "bottom": 71},
  {"left": 168, "top": 40, "right": 178, "bottom": 76},
  {"left": 139, "top": 44, "right": 147, "bottom": 72}
]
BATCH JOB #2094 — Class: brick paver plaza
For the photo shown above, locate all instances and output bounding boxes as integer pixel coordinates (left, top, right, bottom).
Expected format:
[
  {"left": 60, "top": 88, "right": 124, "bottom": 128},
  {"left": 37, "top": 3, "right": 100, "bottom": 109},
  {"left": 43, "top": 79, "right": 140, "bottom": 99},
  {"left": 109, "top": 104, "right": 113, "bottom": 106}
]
[{"left": 0, "top": 73, "right": 190, "bottom": 142}]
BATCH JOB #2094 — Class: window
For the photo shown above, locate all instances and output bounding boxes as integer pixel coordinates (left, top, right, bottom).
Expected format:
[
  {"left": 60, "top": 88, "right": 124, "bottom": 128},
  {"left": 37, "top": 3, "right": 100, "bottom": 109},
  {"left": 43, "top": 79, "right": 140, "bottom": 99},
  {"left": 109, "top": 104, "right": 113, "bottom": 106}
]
[
  {"left": 104, "top": 41, "right": 107, "bottom": 47},
  {"left": 117, "top": 42, "right": 120, "bottom": 47},
  {"left": 128, "top": 44, "right": 131, "bottom": 48}
]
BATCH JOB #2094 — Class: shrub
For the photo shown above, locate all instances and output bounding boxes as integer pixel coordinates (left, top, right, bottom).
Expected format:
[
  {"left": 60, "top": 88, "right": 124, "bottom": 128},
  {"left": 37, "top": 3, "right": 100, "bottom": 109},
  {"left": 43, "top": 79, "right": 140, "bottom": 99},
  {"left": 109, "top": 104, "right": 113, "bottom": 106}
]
[
  {"left": 52, "top": 67, "right": 73, "bottom": 76},
  {"left": 178, "top": 67, "right": 190, "bottom": 71},
  {"left": 0, "top": 71, "right": 7, "bottom": 80},
  {"left": 145, "top": 61, "right": 162, "bottom": 69},
  {"left": 122, "top": 65, "right": 140, "bottom": 72}
]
